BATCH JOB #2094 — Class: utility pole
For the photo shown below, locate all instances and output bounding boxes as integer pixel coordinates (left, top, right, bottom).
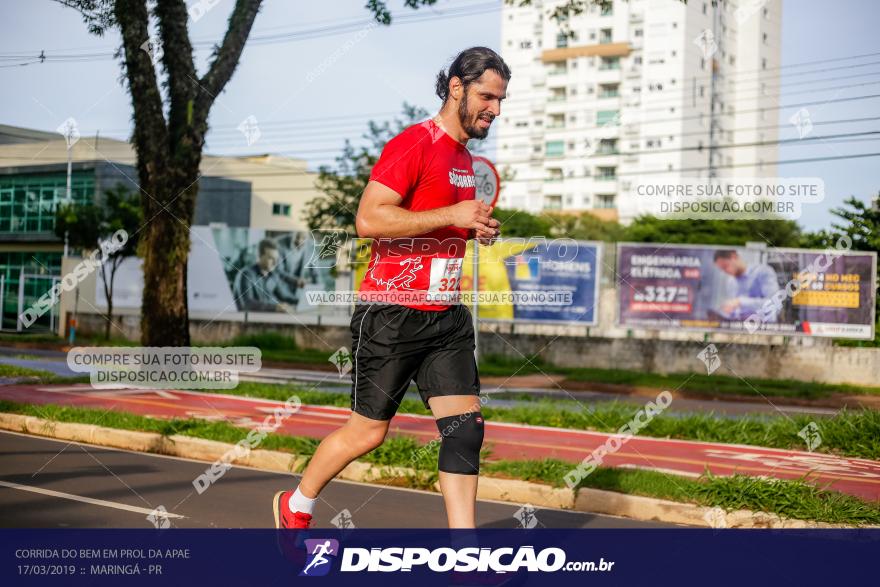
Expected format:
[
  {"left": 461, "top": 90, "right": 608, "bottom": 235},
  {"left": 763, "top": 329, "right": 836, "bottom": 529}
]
[
  {"left": 63, "top": 124, "right": 74, "bottom": 258},
  {"left": 707, "top": 3, "right": 723, "bottom": 182}
]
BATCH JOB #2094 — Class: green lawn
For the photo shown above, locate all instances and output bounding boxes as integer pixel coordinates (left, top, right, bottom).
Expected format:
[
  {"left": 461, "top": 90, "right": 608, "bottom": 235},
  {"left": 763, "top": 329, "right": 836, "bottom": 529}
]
[
  {"left": 2, "top": 330, "right": 877, "bottom": 399},
  {"left": 225, "top": 381, "right": 880, "bottom": 460},
  {"left": 479, "top": 354, "right": 880, "bottom": 399},
  {"left": 1, "top": 398, "right": 877, "bottom": 526},
  {"left": 0, "top": 363, "right": 87, "bottom": 384},
  {"left": 4, "top": 365, "right": 878, "bottom": 459}
]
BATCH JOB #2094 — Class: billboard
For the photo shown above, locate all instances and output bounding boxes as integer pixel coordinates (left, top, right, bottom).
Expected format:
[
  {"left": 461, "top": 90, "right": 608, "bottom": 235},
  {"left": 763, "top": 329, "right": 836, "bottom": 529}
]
[
  {"left": 351, "top": 239, "right": 603, "bottom": 325},
  {"left": 616, "top": 242, "right": 877, "bottom": 339},
  {"left": 100, "top": 226, "right": 338, "bottom": 315}
]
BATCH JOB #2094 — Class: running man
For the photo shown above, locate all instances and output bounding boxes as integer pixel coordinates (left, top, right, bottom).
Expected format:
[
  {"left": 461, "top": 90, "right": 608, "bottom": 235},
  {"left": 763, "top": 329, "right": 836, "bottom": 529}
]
[{"left": 273, "top": 46, "right": 509, "bottom": 529}]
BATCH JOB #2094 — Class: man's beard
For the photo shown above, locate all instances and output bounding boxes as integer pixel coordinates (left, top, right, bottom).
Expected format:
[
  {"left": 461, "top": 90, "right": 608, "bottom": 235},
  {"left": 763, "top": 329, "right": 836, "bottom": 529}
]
[{"left": 458, "top": 93, "right": 493, "bottom": 140}]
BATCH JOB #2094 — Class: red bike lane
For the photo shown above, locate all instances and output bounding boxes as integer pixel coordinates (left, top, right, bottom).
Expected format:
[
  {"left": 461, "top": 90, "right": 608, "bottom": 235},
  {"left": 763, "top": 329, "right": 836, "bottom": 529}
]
[{"left": 1, "top": 383, "right": 877, "bottom": 501}]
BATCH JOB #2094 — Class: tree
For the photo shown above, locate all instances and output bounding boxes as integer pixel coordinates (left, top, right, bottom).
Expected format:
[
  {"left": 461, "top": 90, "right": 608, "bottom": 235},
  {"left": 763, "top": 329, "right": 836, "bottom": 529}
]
[
  {"left": 55, "top": 184, "right": 142, "bottom": 339},
  {"left": 57, "top": 0, "right": 268, "bottom": 345},
  {"left": 622, "top": 215, "right": 804, "bottom": 247},
  {"left": 802, "top": 194, "right": 880, "bottom": 252},
  {"left": 802, "top": 193, "right": 880, "bottom": 317},
  {"left": 544, "top": 211, "right": 624, "bottom": 241}
]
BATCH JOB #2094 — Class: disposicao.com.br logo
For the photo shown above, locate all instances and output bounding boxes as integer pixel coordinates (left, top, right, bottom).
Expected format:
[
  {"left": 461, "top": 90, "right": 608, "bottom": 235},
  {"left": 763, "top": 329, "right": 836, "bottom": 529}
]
[{"left": 299, "top": 541, "right": 614, "bottom": 574}]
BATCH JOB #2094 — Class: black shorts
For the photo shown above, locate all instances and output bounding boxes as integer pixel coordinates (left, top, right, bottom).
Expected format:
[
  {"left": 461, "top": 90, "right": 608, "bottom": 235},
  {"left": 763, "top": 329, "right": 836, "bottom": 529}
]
[{"left": 349, "top": 303, "right": 480, "bottom": 420}]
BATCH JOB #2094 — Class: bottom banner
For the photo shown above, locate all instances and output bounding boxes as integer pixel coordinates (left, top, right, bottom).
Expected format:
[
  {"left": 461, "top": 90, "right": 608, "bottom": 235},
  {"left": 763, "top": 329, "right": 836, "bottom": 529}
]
[{"left": 2, "top": 529, "right": 876, "bottom": 585}]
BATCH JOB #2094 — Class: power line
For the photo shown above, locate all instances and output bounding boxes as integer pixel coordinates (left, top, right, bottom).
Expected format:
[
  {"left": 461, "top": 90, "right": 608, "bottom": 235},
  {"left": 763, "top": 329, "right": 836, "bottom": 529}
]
[
  {"left": 0, "top": 1, "right": 501, "bottom": 63},
  {"left": 197, "top": 78, "right": 880, "bottom": 146},
  {"left": 198, "top": 92, "right": 880, "bottom": 153},
  {"left": 190, "top": 150, "right": 880, "bottom": 192},
  {"left": 191, "top": 69, "right": 880, "bottom": 140}
]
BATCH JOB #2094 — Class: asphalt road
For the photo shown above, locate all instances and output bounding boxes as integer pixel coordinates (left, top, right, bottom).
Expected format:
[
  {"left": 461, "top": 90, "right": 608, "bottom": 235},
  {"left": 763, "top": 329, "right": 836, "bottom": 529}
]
[{"left": 0, "top": 431, "right": 674, "bottom": 529}]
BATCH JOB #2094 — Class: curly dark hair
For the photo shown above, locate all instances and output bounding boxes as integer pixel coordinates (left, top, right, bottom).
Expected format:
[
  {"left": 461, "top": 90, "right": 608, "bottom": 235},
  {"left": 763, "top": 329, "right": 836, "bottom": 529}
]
[{"left": 435, "top": 46, "right": 511, "bottom": 103}]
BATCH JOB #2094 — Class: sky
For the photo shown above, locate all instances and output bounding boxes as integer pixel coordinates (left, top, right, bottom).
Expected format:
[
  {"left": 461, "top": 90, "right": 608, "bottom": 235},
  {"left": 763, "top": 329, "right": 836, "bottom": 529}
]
[{"left": 0, "top": 0, "right": 878, "bottom": 231}]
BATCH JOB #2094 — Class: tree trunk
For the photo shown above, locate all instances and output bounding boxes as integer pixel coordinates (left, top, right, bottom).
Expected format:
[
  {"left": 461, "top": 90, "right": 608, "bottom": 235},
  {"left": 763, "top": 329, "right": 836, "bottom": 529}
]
[{"left": 138, "top": 166, "right": 200, "bottom": 346}]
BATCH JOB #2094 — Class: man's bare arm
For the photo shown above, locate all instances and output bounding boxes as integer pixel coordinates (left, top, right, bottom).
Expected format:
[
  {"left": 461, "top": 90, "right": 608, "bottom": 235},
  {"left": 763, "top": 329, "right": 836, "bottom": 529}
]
[{"left": 355, "top": 180, "right": 499, "bottom": 239}]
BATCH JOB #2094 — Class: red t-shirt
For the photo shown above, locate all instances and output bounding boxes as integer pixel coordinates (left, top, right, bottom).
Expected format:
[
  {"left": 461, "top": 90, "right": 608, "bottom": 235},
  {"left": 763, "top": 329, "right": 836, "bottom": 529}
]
[{"left": 359, "top": 119, "right": 475, "bottom": 311}]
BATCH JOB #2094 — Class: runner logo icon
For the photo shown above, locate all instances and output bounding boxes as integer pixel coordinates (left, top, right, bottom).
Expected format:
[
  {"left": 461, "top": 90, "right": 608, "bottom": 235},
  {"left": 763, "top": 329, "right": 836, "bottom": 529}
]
[{"left": 300, "top": 539, "right": 339, "bottom": 577}]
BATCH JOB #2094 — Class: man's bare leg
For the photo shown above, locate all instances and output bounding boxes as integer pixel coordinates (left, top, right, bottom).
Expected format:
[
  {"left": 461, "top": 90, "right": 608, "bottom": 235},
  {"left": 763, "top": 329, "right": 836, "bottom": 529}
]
[
  {"left": 429, "top": 395, "right": 483, "bottom": 528},
  {"left": 296, "top": 412, "right": 391, "bottom": 498}
]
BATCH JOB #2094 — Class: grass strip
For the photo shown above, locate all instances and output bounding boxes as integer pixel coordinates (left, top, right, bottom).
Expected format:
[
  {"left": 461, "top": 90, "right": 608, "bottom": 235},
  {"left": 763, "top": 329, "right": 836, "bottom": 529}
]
[
  {"left": 6, "top": 370, "right": 878, "bottom": 460},
  {"left": 5, "top": 331, "right": 879, "bottom": 398},
  {"left": 226, "top": 382, "right": 880, "bottom": 460},
  {"left": 479, "top": 354, "right": 880, "bottom": 399},
  {"left": 0, "top": 364, "right": 89, "bottom": 384},
  {"left": 1, "top": 399, "right": 878, "bottom": 526}
]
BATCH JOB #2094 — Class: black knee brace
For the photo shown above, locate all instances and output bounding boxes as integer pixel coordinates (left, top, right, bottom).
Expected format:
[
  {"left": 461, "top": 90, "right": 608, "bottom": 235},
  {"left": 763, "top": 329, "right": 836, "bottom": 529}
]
[{"left": 436, "top": 412, "right": 484, "bottom": 475}]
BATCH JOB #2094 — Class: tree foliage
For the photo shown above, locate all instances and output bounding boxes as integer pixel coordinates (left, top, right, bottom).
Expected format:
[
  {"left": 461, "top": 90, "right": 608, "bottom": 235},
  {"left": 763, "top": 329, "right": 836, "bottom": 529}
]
[
  {"left": 302, "top": 103, "right": 428, "bottom": 232},
  {"left": 623, "top": 215, "right": 804, "bottom": 247},
  {"left": 55, "top": 184, "right": 142, "bottom": 339}
]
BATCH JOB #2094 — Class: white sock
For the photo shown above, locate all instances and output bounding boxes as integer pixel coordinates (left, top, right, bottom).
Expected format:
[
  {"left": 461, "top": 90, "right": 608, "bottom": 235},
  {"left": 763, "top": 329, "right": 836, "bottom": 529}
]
[{"left": 288, "top": 486, "right": 317, "bottom": 515}]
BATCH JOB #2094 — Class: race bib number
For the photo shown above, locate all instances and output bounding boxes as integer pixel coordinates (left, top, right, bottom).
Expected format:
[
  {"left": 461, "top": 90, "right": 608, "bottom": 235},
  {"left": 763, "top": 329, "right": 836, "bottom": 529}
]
[{"left": 427, "top": 257, "right": 463, "bottom": 302}]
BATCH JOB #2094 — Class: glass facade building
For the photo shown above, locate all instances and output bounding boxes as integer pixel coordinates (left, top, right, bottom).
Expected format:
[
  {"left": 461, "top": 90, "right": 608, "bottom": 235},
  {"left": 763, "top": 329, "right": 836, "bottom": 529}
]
[{"left": 0, "top": 171, "right": 94, "bottom": 329}]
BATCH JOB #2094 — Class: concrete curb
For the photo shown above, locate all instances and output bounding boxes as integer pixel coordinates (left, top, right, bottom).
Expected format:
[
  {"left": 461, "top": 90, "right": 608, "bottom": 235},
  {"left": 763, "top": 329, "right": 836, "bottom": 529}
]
[{"left": 0, "top": 412, "right": 861, "bottom": 529}]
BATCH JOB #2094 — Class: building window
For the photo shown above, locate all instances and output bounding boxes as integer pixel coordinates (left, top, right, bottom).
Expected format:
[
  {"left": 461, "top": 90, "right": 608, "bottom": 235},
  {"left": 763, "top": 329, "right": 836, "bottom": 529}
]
[
  {"left": 596, "top": 194, "right": 616, "bottom": 208},
  {"left": 596, "top": 110, "right": 620, "bottom": 125},
  {"left": 599, "top": 28, "right": 613, "bottom": 44},
  {"left": 0, "top": 171, "right": 93, "bottom": 234},
  {"left": 600, "top": 4, "right": 613, "bottom": 16},
  {"left": 599, "top": 56, "right": 620, "bottom": 70},
  {"left": 598, "top": 83, "right": 620, "bottom": 98},
  {"left": 596, "top": 139, "right": 618, "bottom": 155},
  {"left": 545, "top": 141, "right": 565, "bottom": 157},
  {"left": 596, "top": 167, "right": 617, "bottom": 181},
  {"left": 556, "top": 33, "right": 568, "bottom": 48},
  {"left": 548, "top": 62, "right": 567, "bottom": 75},
  {"left": 543, "top": 194, "right": 563, "bottom": 210},
  {"left": 272, "top": 203, "right": 291, "bottom": 216}
]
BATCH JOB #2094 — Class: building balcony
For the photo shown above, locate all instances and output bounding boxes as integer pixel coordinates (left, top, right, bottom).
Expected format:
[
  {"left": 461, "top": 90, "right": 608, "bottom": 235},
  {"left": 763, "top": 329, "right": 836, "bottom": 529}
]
[{"left": 541, "top": 41, "right": 632, "bottom": 63}]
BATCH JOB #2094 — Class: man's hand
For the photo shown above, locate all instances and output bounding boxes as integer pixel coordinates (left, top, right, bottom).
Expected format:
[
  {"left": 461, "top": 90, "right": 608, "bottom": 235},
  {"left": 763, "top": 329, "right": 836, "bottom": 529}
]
[
  {"left": 447, "top": 201, "right": 496, "bottom": 233},
  {"left": 475, "top": 216, "right": 500, "bottom": 245}
]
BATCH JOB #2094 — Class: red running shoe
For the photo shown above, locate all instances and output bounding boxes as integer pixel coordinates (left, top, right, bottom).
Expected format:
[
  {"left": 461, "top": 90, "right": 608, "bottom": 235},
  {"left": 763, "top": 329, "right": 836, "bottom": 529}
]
[{"left": 273, "top": 490, "right": 313, "bottom": 529}]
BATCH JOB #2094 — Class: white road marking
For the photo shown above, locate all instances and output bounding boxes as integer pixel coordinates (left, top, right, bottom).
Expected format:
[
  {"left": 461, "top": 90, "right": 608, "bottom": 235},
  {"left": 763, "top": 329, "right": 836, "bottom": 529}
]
[{"left": 0, "top": 479, "right": 186, "bottom": 518}]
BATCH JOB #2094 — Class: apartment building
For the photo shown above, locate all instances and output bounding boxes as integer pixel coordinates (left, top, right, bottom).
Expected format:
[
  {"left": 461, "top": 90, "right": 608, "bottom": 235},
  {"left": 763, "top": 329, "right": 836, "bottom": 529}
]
[{"left": 495, "top": 0, "right": 782, "bottom": 222}]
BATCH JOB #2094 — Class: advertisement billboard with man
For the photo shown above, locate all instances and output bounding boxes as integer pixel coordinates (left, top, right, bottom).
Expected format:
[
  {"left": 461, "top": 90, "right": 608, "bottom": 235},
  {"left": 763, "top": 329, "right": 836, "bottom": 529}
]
[{"left": 617, "top": 243, "right": 877, "bottom": 339}]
